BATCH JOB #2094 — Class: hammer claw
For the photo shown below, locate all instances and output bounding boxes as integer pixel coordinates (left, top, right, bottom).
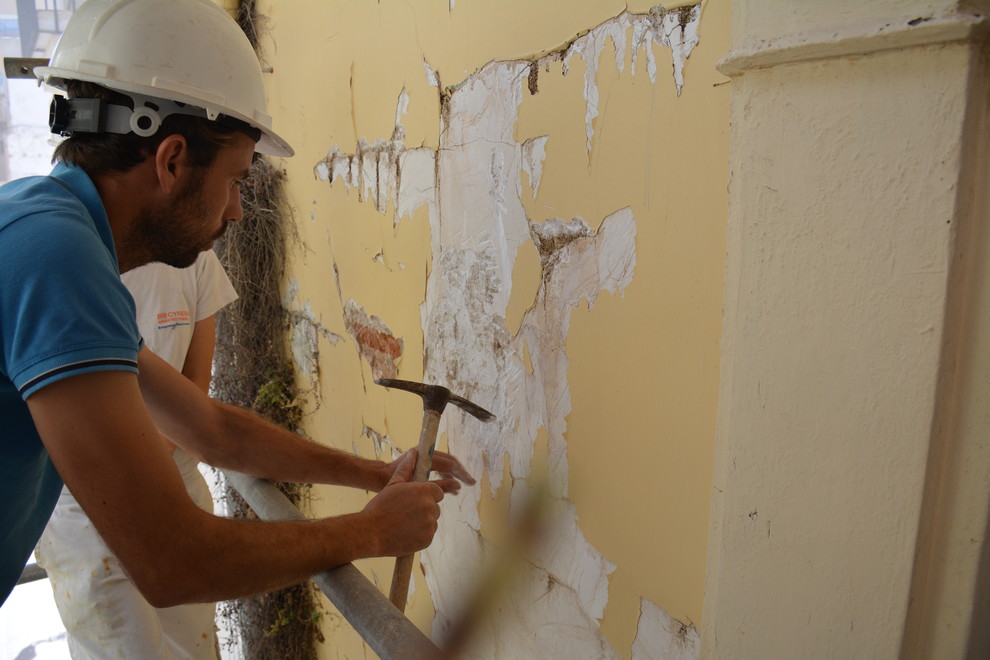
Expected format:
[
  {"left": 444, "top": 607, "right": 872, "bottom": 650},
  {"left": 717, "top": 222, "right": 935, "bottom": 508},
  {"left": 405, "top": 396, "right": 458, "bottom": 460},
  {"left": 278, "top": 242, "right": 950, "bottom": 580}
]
[
  {"left": 375, "top": 378, "right": 494, "bottom": 423},
  {"left": 448, "top": 393, "right": 495, "bottom": 422}
]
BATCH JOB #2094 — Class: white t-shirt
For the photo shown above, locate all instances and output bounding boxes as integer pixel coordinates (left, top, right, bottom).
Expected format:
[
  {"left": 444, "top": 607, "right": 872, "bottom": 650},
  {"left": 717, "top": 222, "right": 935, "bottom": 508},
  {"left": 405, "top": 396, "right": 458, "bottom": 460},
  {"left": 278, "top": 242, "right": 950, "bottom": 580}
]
[{"left": 122, "top": 250, "right": 237, "bottom": 371}]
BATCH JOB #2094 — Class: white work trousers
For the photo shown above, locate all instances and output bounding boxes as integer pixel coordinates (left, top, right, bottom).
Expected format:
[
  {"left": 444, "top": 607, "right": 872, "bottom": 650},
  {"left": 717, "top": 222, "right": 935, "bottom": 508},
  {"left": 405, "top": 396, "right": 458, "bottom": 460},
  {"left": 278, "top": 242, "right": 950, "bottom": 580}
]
[{"left": 36, "top": 449, "right": 219, "bottom": 660}]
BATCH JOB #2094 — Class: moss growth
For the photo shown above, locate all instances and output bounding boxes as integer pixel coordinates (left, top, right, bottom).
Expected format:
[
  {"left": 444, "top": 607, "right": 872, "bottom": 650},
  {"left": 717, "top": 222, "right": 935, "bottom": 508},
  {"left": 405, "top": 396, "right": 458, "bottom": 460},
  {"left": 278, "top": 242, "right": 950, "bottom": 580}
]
[{"left": 254, "top": 368, "right": 303, "bottom": 430}]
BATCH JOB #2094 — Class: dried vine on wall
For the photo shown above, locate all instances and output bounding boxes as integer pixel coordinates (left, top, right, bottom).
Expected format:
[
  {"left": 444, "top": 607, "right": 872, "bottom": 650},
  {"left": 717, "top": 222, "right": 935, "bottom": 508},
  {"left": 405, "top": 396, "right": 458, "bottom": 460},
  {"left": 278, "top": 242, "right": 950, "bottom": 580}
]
[
  {"left": 209, "top": 3, "right": 323, "bottom": 656},
  {"left": 212, "top": 155, "right": 322, "bottom": 660}
]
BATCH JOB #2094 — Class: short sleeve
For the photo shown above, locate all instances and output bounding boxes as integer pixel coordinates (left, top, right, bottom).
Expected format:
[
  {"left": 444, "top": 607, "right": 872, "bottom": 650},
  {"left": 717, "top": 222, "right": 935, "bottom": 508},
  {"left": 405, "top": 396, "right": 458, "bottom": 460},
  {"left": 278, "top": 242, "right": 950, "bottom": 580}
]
[
  {"left": 192, "top": 249, "right": 238, "bottom": 321},
  {"left": 0, "top": 210, "right": 141, "bottom": 399}
]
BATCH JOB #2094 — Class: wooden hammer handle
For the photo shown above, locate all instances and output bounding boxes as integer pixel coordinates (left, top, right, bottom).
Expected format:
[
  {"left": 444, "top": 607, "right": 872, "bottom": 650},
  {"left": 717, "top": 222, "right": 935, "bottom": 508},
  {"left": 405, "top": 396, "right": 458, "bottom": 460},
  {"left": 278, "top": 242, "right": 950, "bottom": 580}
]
[{"left": 389, "top": 408, "right": 442, "bottom": 611}]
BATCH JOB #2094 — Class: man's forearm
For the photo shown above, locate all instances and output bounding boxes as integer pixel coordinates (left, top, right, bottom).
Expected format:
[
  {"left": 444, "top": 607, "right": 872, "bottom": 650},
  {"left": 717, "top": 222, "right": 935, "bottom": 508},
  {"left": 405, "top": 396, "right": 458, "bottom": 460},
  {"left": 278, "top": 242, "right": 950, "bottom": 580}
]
[
  {"left": 193, "top": 400, "right": 388, "bottom": 490},
  {"left": 139, "top": 347, "right": 388, "bottom": 490},
  {"left": 141, "top": 509, "right": 374, "bottom": 607}
]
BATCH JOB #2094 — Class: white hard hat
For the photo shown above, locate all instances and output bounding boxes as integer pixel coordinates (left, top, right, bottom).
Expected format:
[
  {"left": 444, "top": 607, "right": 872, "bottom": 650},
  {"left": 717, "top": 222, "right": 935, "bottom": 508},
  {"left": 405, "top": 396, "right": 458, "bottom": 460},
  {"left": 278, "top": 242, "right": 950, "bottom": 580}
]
[{"left": 36, "top": 0, "right": 293, "bottom": 157}]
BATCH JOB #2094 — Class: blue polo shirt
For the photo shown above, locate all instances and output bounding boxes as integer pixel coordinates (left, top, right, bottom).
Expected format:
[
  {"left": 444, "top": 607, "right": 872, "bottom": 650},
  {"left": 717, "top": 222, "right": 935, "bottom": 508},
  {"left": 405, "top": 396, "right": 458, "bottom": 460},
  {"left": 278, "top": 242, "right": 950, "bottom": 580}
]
[{"left": 0, "top": 162, "right": 142, "bottom": 604}]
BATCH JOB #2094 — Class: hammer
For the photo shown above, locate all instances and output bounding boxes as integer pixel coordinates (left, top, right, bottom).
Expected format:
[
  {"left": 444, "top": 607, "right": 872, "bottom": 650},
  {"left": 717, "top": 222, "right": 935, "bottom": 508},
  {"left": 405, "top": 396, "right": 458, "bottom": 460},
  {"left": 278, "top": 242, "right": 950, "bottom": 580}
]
[{"left": 375, "top": 378, "right": 495, "bottom": 611}]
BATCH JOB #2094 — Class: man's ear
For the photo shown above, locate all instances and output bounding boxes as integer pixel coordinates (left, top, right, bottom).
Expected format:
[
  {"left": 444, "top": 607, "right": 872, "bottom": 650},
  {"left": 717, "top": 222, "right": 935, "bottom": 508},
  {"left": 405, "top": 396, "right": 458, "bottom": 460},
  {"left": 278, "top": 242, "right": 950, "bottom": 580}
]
[{"left": 153, "top": 135, "right": 189, "bottom": 195}]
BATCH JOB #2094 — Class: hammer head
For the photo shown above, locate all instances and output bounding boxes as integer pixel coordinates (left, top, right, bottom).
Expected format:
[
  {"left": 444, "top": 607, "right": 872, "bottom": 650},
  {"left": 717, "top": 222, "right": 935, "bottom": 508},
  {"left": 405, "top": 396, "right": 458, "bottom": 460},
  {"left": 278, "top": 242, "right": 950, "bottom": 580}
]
[{"left": 375, "top": 378, "right": 495, "bottom": 422}]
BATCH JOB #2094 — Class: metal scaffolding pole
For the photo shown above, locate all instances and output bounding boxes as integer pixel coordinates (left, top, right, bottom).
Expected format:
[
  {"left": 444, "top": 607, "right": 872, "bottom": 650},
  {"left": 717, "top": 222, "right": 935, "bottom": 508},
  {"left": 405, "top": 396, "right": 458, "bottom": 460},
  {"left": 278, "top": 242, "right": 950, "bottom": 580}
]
[{"left": 222, "top": 470, "right": 441, "bottom": 660}]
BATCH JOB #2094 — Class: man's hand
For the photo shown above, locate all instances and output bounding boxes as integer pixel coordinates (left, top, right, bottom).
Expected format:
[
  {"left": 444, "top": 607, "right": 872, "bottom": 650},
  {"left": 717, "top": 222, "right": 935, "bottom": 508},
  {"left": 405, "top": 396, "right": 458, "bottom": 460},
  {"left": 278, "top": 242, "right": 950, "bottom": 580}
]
[
  {"left": 373, "top": 449, "right": 476, "bottom": 494},
  {"left": 361, "top": 451, "right": 445, "bottom": 557}
]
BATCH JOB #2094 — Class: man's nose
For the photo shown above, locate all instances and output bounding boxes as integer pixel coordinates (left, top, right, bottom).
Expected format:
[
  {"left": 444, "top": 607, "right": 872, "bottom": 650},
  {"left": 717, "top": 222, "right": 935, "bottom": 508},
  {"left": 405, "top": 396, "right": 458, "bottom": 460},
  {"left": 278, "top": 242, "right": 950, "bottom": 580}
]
[{"left": 226, "top": 189, "right": 244, "bottom": 223}]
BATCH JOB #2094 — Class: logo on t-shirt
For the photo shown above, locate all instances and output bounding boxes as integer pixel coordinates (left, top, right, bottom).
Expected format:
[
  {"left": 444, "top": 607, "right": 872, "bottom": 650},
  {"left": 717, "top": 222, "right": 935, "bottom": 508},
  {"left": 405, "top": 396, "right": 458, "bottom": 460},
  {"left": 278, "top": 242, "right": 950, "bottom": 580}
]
[{"left": 157, "top": 310, "right": 192, "bottom": 330}]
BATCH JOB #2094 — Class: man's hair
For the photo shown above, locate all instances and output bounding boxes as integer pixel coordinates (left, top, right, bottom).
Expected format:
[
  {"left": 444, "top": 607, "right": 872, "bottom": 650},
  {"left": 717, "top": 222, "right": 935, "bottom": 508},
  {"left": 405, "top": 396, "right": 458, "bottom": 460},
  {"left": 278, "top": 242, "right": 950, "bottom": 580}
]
[{"left": 52, "top": 81, "right": 242, "bottom": 176}]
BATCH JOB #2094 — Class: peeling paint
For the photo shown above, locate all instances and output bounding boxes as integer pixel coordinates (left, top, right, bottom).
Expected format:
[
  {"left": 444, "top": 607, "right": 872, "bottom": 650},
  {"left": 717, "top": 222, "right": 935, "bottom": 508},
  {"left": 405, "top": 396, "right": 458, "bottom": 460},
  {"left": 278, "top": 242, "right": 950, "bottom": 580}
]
[
  {"left": 289, "top": 309, "right": 320, "bottom": 382},
  {"left": 556, "top": 6, "right": 701, "bottom": 151},
  {"left": 285, "top": 280, "right": 343, "bottom": 388},
  {"left": 424, "top": 60, "right": 440, "bottom": 89},
  {"left": 361, "top": 425, "right": 400, "bottom": 462},
  {"left": 314, "top": 6, "right": 704, "bottom": 654},
  {"left": 521, "top": 136, "right": 548, "bottom": 198},
  {"left": 315, "top": 89, "right": 436, "bottom": 225},
  {"left": 631, "top": 598, "right": 700, "bottom": 660},
  {"left": 342, "top": 300, "right": 403, "bottom": 380}
]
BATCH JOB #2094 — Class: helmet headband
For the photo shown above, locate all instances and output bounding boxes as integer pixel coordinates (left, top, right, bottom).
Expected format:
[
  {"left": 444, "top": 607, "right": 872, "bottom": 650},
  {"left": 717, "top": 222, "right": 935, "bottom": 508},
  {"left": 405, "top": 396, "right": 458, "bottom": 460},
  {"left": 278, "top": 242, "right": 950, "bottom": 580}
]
[{"left": 49, "top": 91, "right": 262, "bottom": 143}]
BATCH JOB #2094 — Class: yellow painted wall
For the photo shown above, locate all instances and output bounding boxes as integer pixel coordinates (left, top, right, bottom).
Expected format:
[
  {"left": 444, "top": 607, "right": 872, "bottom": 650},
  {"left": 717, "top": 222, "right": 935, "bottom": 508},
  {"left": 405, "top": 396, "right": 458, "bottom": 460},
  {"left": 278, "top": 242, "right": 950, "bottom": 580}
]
[
  {"left": 704, "top": 1, "right": 990, "bottom": 659},
  {"left": 253, "top": 0, "right": 728, "bottom": 657}
]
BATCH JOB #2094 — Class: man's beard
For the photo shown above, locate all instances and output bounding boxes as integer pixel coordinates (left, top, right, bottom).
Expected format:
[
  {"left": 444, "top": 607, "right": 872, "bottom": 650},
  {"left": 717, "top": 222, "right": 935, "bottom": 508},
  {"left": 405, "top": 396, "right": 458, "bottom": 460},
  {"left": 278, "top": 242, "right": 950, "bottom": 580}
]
[{"left": 130, "top": 174, "right": 227, "bottom": 269}]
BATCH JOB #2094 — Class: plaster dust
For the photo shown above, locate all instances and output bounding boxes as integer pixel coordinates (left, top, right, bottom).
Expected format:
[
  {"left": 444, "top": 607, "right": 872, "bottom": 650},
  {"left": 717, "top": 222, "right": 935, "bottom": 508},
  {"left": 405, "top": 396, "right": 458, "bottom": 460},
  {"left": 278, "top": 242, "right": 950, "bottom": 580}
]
[{"left": 312, "top": 6, "right": 705, "bottom": 656}]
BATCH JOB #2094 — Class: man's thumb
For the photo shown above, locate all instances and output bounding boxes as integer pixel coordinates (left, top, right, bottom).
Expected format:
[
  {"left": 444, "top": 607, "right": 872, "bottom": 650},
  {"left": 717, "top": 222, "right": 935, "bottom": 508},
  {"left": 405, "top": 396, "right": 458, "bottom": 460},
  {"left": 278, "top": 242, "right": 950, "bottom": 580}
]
[{"left": 386, "top": 449, "right": 418, "bottom": 487}]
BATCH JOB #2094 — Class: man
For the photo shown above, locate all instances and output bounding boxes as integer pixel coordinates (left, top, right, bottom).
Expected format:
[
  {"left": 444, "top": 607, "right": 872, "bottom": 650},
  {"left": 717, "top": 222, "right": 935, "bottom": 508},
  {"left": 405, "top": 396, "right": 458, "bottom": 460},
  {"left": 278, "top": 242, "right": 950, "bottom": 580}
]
[{"left": 0, "top": 0, "right": 474, "bottom": 608}]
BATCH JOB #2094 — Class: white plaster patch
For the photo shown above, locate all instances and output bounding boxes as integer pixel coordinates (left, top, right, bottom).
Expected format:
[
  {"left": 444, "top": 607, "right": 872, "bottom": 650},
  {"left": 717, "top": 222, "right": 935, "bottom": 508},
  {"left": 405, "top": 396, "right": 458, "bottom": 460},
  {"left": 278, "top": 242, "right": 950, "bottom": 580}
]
[
  {"left": 631, "top": 598, "right": 700, "bottom": 660},
  {"left": 562, "top": 17, "right": 626, "bottom": 153},
  {"left": 664, "top": 6, "right": 701, "bottom": 95},
  {"left": 541, "top": 501, "right": 617, "bottom": 621},
  {"left": 393, "top": 88, "right": 409, "bottom": 140},
  {"left": 424, "top": 59, "right": 440, "bottom": 89},
  {"left": 438, "top": 561, "right": 622, "bottom": 659},
  {"left": 521, "top": 136, "right": 549, "bottom": 198},
  {"left": 506, "top": 210, "right": 637, "bottom": 501},
  {"left": 397, "top": 148, "right": 437, "bottom": 221}
]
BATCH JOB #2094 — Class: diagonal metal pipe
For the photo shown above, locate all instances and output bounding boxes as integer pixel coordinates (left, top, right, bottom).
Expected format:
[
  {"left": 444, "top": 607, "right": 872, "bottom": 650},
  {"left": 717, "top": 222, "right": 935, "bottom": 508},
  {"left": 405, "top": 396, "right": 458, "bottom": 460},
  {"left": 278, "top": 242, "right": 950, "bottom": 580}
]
[{"left": 221, "top": 470, "right": 440, "bottom": 660}]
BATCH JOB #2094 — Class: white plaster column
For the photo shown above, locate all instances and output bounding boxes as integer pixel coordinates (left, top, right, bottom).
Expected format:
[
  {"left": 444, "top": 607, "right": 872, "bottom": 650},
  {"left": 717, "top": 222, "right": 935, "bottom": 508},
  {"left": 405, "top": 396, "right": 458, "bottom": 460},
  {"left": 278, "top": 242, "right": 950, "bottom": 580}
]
[{"left": 703, "top": 1, "right": 990, "bottom": 658}]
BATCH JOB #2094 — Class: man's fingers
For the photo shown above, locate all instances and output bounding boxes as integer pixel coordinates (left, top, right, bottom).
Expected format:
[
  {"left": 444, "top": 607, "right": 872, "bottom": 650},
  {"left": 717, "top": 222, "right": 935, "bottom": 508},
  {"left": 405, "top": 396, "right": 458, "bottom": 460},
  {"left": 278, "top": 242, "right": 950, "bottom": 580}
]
[
  {"left": 432, "top": 477, "right": 462, "bottom": 495},
  {"left": 386, "top": 449, "right": 417, "bottom": 487},
  {"left": 432, "top": 451, "right": 476, "bottom": 485},
  {"left": 427, "top": 482, "right": 445, "bottom": 501}
]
